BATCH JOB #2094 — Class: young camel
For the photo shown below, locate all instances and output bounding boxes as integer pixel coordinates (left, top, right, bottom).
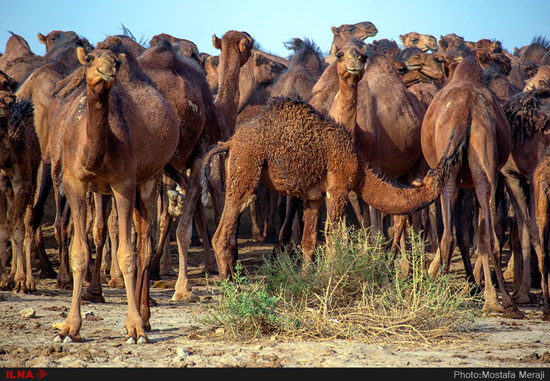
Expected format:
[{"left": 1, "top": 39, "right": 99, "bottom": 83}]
[
  {"left": 202, "top": 92, "right": 467, "bottom": 280},
  {"left": 48, "top": 46, "right": 180, "bottom": 343},
  {"left": 422, "top": 56, "right": 523, "bottom": 318},
  {"left": 0, "top": 92, "right": 40, "bottom": 292}
]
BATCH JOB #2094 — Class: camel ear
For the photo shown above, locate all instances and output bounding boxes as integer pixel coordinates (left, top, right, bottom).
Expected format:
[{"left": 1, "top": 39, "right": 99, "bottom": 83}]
[
  {"left": 239, "top": 38, "right": 250, "bottom": 53},
  {"left": 77, "top": 47, "right": 87, "bottom": 65},
  {"left": 212, "top": 35, "right": 221, "bottom": 50},
  {"left": 399, "top": 35, "right": 405, "bottom": 44},
  {"left": 253, "top": 52, "right": 262, "bottom": 65},
  {"left": 360, "top": 44, "right": 368, "bottom": 56},
  {"left": 37, "top": 33, "right": 47, "bottom": 44},
  {"left": 331, "top": 26, "right": 339, "bottom": 36}
]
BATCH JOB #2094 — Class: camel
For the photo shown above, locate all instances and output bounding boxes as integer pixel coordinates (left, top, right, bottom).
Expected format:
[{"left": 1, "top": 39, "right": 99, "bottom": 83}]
[
  {"left": 16, "top": 32, "right": 94, "bottom": 288},
  {"left": 399, "top": 32, "right": 438, "bottom": 52},
  {"left": 212, "top": 30, "right": 254, "bottom": 140},
  {"left": 422, "top": 56, "right": 523, "bottom": 318},
  {"left": 0, "top": 70, "right": 17, "bottom": 92},
  {"left": 326, "top": 21, "right": 378, "bottom": 64},
  {"left": 137, "top": 36, "right": 224, "bottom": 301},
  {"left": 401, "top": 52, "right": 446, "bottom": 89},
  {"left": 202, "top": 92, "right": 466, "bottom": 280},
  {"left": 438, "top": 33, "right": 472, "bottom": 58},
  {"left": 533, "top": 145, "right": 550, "bottom": 318},
  {"left": 203, "top": 54, "right": 220, "bottom": 94},
  {"left": 368, "top": 39, "right": 401, "bottom": 58},
  {"left": 47, "top": 44, "right": 180, "bottom": 343},
  {"left": 524, "top": 65, "right": 550, "bottom": 92},
  {"left": 517, "top": 36, "right": 549, "bottom": 64},
  {"left": 0, "top": 91, "right": 40, "bottom": 292},
  {"left": 499, "top": 87, "right": 550, "bottom": 307},
  {"left": 149, "top": 33, "right": 201, "bottom": 65},
  {"left": 0, "top": 32, "right": 40, "bottom": 86},
  {"left": 269, "top": 38, "right": 326, "bottom": 102},
  {"left": 472, "top": 47, "right": 520, "bottom": 104}
]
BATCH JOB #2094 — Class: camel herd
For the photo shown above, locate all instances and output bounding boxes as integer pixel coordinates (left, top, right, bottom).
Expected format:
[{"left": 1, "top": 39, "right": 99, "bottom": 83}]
[{"left": 0, "top": 21, "right": 549, "bottom": 344}]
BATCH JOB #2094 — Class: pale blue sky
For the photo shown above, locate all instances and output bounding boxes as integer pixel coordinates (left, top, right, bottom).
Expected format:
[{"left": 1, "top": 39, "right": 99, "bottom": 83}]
[{"left": 2, "top": 0, "right": 549, "bottom": 58}]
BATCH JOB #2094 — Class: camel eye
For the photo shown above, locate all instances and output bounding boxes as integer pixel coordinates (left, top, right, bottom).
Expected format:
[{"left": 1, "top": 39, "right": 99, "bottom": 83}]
[
  {"left": 428, "top": 170, "right": 435, "bottom": 176},
  {"left": 85, "top": 55, "right": 93, "bottom": 64},
  {"left": 347, "top": 26, "right": 355, "bottom": 32},
  {"left": 412, "top": 39, "right": 419, "bottom": 44},
  {"left": 336, "top": 51, "right": 343, "bottom": 59}
]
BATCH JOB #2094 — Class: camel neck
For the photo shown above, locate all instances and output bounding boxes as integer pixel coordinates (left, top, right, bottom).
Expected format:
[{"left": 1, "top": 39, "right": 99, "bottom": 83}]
[
  {"left": 215, "top": 59, "right": 241, "bottom": 140},
  {"left": 334, "top": 76, "right": 359, "bottom": 132},
  {"left": 83, "top": 84, "right": 110, "bottom": 172},
  {"left": 356, "top": 164, "right": 438, "bottom": 215}
]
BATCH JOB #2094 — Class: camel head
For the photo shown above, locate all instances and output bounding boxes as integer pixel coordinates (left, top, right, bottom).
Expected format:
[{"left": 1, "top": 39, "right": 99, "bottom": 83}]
[
  {"left": 405, "top": 52, "right": 446, "bottom": 83},
  {"left": 77, "top": 47, "right": 121, "bottom": 92},
  {"left": 334, "top": 39, "right": 368, "bottom": 84},
  {"left": 438, "top": 34, "right": 472, "bottom": 58},
  {"left": 0, "top": 91, "right": 15, "bottom": 120},
  {"left": 524, "top": 65, "right": 550, "bottom": 92},
  {"left": 212, "top": 30, "right": 254, "bottom": 67},
  {"left": 399, "top": 32, "right": 438, "bottom": 52},
  {"left": 252, "top": 52, "right": 287, "bottom": 86},
  {"left": 331, "top": 21, "right": 378, "bottom": 45},
  {"left": 370, "top": 39, "right": 401, "bottom": 57},
  {"left": 204, "top": 55, "right": 219, "bottom": 93},
  {"left": 37, "top": 30, "right": 80, "bottom": 53},
  {"left": 473, "top": 48, "right": 512, "bottom": 76},
  {"left": 0, "top": 70, "right": 17, "bottom": 92}
]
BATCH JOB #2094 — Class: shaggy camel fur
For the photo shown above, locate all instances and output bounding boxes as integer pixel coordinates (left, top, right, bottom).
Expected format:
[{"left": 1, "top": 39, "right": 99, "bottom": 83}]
[
  {"left": 48, "top": 45, "right": 180, "bottom": 343},
  {"left": 0, "top": 92, "right": 40, "bottom": 292},
  {"left": 499, "top": 87, "right": 550, "bottom": 307},
  {"left": 203, "top": 96, "right": 464, "bottom": 280},
  {"left": 422, "top": 56, "right": 523, "bottom": 318},
  {"left": 400, "top": 32, "right": 438, "bottom": 52}
]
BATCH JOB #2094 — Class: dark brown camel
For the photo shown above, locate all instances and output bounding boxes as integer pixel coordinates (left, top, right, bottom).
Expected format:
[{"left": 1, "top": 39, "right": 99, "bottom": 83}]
[
  {"left": 47, "top": 45, "right": 180, "bottom": 343},
  {"left": 400, "top": 32, "right": 439, "bottom": 52},
  {"left": 202, "top": 95, "right": 464, "bottom": 280},
  {"left": 0, "top": 91, "right": 40, "bottom": 292},
  {"left": 422, "top": 56, "right": 523, "bottom": 318},
  {"left": 438, "top": 33, "right": 472, "bottom": 58},
  {"left": 499, "top": 87, "right": 550, "bottom": 306}
]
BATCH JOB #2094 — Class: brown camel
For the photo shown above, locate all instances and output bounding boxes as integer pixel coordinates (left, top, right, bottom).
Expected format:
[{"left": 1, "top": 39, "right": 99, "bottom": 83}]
[
  {"left": 48, "top": 44, "right": 180, "bottom": 343},
  {"left": 438, "top": 33, "right": 472, "bottom": 58},
  {"left": 533, "top": 145, "right": 550, "bottom": 318},
  {"left": 270, "top": 38, "right": 326, "bottom": 102},
  {"left": 138, "top": 37, "right": 223, "bottom": 302},
  {"left": 149, "top": 33, "right": 201, "bottom": 65},
  {"left": 327, "top": 21, "right": 378, "bottom": 63},
  {"left": 16, "top": 32, "right": 94, "bottom": 288},
  {"left": 498, "top": 87, "right": 550, "bottom": 307},
  {"left": 203, "top": 54, "right": 220, "bottom": 94},
  {"left": 0, "top": 32, "right": 40, "bottom": 86},
  {"left": 212, "top": 30, "right": 254, "bottom": 140},
  {"left": 422, "top": 56, "right": 523, "bottom": 317},
  {"left": 368, "top": 39, "right": 401, "bottom": 58},
  {"left": 400, "top": 32, "right": 438, "bottom": 52},
  {"left": 517, "top": 36, "right": 549, "bottom": 64},
  {"left": 0, "top": 92, "right": 40, "bottom": 292},
  {"left": 202, "top": 95, "right": 461, "bottom": 280}
]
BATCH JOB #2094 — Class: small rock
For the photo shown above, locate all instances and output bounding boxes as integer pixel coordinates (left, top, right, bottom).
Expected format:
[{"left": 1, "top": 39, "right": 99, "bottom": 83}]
[
  {"left": 19, "top": 308, "right": 36, "bottom": 318},
  {"left": 176, "top": 347, "right": 191, "bottom": 358},
  {"left": 215, "top": 327, "right": 225, "bottom": 335}
]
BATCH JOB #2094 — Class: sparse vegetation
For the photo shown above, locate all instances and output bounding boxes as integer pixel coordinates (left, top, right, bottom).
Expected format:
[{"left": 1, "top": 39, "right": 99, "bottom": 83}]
[{"left": 204, "top": 222, "right": 481, "bottom": 342}]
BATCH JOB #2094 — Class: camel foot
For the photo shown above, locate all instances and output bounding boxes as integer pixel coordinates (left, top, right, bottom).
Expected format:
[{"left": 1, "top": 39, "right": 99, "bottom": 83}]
[
  {"left": 482, "top": 301, "right": 505, "bottom": 314},
  {"left": 148, "top": 297, "right": 157, "bottom": 307},
  {"left": 543, "top": 313, "right": 550, "bottom": 321},
  {"left": 171, "top": 291, "right": 199, "bottom": 303},
  {"left": 502, "top": 305, "right": 526, "bottom": 320},
  {"left": 108, "top": 277, "right": 125, "bottom": 288},
  {"left": 513, "top": 292, "right": 537, "bottom": 305},
  {"left": 0, "top": 274, "right": 14, "bottom": 291},
  {"left": 15, "top": 279, "right": 34, "bottom": 294},
  {"left": 252, "top": 231, "right": 265, "bottom": 242},
  {"left": 53, "top": 334, "right": 82, "bottom": 343},
  {"left": 167, "top": 190, "right": 185, "bottom": 218},
  {"left": 122, "top": 326, "right": 149, "bottom": 344},
  {"left": 81, "top": 291, "right": 105, "bottom": 303}
]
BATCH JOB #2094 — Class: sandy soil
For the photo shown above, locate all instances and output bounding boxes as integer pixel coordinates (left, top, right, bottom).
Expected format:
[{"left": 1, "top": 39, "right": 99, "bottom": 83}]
[{"left": 2, "top": 235, "right": 550, "bottom": 370}]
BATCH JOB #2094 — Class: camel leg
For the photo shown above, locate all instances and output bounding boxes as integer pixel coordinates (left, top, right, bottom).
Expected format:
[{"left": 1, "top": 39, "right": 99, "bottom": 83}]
[
  {"left": 150, "top": 193, "right": 172, "bottom": 281},
  {"left": 83, "top": 194, "right": 108, "bottom": 303},
  {"left": 502, "top": 174, "right": 536, "bottom": 303},
  {"left": 211, "top": 148, "right": 262, "bottom": 280},
  {"left": 0, "top": 187, "right": 11, "bottom": 289},
  {"left": 194, "top": 202, "right": 217, "bottom": 274},
  {"left": 54, "top": 174, "right": 90, "bottom": 343},
  {"left": 172, "top": 159, "right": 203, "bottom": 301},
  {"left": 348, "top": 191, "right": 365, "bottom": 228},
  {"left": 107, "top": 204, "right": 124, "bottom": 288},
  {"left": 533, "top": 179, "right": 550, "bottom": 318},
  {"left": 301, "top": 200, "right": 323, "bottom": 266},
  {"left": 111, "top": 179, "right": 148, "bottom": 343},
  {"left": 278, "top": 196, "right": 300, "bottom": 250},
  {"left": 454, "top": 191, "right": 477, "bottom": 289},
  {"left": 249, "top": 190, "right": 265, "bottom": 242},
  {"left": 134, "top": 177, "right": 158, "bottom": 332},
  {"left": 470, "top": 159, "right": 523, "bottom": 318}
]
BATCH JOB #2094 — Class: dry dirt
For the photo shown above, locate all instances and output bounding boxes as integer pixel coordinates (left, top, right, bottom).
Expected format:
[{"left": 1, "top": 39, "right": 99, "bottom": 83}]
[{"left": 2, "top": 218, "right": 550, "bottom": 370}]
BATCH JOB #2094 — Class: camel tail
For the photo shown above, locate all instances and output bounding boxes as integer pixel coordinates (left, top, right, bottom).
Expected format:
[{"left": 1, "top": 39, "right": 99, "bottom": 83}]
[
  {"left": 434, "top": 122, "right": 471, "bottom": 185},
  {"left": 200, "top": 142, "right": 229, "bottom": 207}
]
